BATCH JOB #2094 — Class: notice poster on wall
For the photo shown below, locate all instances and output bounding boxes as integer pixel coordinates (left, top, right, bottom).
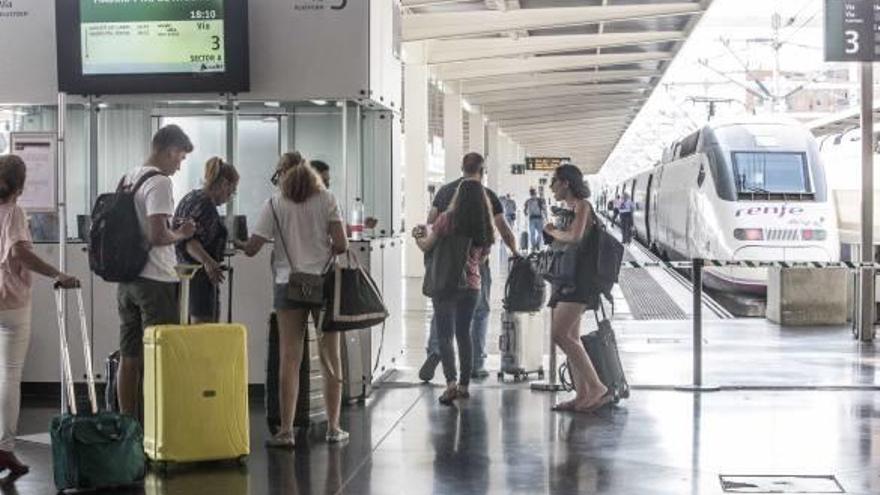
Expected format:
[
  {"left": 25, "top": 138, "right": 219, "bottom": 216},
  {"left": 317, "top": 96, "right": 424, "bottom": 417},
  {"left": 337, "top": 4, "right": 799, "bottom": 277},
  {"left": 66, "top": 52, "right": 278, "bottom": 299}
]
[
  {"left": 10, "top": 133, "right": 56, "bottom": 213},
  {"left": 79, "top": 0, "right": 226, "bottom": 75}
]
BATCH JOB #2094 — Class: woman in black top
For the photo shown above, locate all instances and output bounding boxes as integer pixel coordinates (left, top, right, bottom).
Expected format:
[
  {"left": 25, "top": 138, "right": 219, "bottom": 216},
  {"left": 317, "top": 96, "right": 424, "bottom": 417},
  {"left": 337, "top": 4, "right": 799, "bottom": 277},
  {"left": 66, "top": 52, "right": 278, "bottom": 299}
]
[
  {"left": 175, "top": 157, "right": 239, "bottom": 323},
  {"left": 544, "top": 164, "right": 610, "bottom": 413}
]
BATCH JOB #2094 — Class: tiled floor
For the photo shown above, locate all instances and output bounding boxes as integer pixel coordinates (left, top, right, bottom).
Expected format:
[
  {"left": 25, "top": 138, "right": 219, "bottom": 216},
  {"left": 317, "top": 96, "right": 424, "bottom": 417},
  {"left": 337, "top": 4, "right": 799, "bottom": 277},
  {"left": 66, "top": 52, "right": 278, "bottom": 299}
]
[
  {"left": 8, "top": 272, "right": 880, "bottom": 494},
  {"left": 11, "top": 384, "right": 880, "bottom": 494}
]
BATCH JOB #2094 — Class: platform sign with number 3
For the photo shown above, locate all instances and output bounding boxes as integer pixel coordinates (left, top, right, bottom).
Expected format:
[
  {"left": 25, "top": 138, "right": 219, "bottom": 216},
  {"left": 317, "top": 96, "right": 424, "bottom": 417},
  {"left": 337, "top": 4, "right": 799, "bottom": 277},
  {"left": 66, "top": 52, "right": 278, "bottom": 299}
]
[{"left": 825, "top": 0, "right": 880, "bottom": 62}]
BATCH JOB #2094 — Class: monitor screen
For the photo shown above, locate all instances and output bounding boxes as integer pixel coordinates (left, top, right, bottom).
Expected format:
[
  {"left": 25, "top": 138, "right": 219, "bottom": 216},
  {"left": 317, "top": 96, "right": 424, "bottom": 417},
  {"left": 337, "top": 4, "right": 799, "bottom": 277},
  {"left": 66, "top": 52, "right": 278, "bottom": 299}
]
[{"left": 56, "top": 0, "right": 249, "bottom": 95}]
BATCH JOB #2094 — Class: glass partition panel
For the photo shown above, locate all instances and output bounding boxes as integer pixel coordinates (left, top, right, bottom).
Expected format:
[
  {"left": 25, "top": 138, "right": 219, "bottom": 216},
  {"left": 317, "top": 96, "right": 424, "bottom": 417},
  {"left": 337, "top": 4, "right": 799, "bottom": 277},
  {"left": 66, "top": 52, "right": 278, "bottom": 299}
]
[
  {"left": 97, "top": 104, "right": 151, "bottom": 194},
  {"left": 0, "top": 105, "right": 89, "bottom": 241},
  {"left": 237, "top": 117, "right": 280, "bottom": 224}
]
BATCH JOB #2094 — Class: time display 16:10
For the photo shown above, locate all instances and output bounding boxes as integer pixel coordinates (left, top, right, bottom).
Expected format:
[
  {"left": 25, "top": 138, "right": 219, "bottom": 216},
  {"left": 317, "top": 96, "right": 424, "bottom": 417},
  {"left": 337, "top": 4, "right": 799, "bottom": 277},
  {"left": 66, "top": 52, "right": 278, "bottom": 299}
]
[{"left": 190, "top": 10, "right": 218, "bottom": 20}]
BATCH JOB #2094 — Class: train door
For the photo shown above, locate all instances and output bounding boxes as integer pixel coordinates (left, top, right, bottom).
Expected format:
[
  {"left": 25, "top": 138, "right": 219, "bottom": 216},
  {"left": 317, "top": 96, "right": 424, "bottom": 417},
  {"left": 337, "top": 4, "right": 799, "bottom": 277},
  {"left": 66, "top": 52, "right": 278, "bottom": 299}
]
[{"left": 645, "top": 174, "right": 653, "bottom": 245}]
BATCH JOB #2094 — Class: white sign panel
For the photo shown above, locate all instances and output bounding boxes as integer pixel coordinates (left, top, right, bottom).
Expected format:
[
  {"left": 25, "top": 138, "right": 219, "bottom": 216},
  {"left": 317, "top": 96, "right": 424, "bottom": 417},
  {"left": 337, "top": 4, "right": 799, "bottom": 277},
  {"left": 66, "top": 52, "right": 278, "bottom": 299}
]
[{"left": 10, "top": 133, "right": 57, "bottom": 213}]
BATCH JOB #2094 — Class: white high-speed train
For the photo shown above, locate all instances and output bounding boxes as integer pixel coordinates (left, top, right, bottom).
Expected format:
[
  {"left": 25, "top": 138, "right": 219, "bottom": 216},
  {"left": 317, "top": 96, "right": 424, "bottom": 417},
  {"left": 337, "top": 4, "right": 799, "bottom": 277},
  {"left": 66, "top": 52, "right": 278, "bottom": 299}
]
[{"left": 601, "top": 119, "right": 840, "bottom": 294}]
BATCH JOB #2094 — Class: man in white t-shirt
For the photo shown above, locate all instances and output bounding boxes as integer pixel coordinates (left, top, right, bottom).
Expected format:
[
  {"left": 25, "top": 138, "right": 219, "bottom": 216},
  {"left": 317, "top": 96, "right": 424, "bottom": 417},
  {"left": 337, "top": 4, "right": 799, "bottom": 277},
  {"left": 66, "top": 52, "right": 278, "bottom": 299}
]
[{"left": 116, "top": 125, "right": 196, "bottom": 416}]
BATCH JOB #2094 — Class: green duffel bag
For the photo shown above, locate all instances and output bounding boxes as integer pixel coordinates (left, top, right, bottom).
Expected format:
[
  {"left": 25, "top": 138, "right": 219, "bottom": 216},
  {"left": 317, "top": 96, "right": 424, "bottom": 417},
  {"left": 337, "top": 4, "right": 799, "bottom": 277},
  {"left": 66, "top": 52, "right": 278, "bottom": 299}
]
[{"left": 51, "top": 411, "right": 146, "bottom": 492}]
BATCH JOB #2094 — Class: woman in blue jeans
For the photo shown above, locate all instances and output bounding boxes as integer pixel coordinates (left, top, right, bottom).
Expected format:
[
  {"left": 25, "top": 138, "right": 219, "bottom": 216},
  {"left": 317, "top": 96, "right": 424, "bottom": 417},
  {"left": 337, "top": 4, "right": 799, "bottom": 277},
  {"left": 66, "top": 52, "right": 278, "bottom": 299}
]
[{"left": 413, "top": 180, "right": 495, "bottom": 405}]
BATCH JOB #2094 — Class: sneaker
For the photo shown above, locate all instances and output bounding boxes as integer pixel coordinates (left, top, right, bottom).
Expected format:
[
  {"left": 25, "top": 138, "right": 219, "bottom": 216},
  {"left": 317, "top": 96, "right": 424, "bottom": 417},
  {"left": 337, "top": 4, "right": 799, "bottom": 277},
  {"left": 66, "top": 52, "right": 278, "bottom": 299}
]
[
  {"left": 418, "top": 353, "right": 441, "bottom": 382},
  {"left": 326, "top": 429, "right": 350, "bottom": 443},
  {"left": 457, "top": 386, "right": 470, "bottom": 399},
  {"left": 471, "top": 368, "right": 490, "bottom": 379},
  {"left": 265, "top": 430, "right": 295, "bottom": 449}
]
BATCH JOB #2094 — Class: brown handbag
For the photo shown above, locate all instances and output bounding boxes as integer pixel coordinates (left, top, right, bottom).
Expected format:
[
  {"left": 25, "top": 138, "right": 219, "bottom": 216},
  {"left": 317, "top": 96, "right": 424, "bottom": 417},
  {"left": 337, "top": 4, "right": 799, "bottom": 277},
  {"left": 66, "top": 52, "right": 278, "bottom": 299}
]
[{"left": 270, "top": 199, "right": 332, "bottom": 305}]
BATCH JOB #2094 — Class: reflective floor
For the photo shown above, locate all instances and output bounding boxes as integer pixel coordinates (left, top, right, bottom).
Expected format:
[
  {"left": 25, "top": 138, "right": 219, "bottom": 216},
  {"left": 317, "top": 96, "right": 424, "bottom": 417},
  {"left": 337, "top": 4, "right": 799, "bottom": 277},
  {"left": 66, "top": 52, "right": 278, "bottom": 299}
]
[
  {"left": 10, "top": 384, "right": 880, "bottom": 494},
  {"left": 8, "top": 272, "right": 880, "bottom": 494}
]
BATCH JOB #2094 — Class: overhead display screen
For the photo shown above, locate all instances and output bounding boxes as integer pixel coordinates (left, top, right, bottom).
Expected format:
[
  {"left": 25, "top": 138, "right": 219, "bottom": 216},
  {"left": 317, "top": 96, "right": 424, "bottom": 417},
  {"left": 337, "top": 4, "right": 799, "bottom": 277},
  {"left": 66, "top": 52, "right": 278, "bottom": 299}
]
[
  {"left": 56, "top": 0, "right": 249, "bottom": 95},
  {"left": 80, "top": 0, "right": 226, "bottom": 76}
]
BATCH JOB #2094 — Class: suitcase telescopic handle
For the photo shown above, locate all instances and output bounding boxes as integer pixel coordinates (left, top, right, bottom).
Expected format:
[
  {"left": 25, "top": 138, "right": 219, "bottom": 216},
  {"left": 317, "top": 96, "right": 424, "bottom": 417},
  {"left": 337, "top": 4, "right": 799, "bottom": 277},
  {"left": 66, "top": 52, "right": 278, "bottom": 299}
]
[
  {"left": 54, "top": 286, "right": 98, "bottom": 415},
  {"left": 174, "top": 264, "right": 202, "bottom": 325}
]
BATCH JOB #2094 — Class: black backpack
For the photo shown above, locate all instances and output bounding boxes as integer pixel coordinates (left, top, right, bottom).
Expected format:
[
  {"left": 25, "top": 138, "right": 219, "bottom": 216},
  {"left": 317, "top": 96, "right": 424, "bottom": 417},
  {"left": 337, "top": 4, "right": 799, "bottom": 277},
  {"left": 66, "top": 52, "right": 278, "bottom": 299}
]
[
  {"left": 89, "top": 171, "right": 162, "bottom": 283},
  {"left": 591, "top": 217, "right": 624, "bottom": 299},
  {"left": 504, "top": 255, "right": 545, "bottom": 312}
]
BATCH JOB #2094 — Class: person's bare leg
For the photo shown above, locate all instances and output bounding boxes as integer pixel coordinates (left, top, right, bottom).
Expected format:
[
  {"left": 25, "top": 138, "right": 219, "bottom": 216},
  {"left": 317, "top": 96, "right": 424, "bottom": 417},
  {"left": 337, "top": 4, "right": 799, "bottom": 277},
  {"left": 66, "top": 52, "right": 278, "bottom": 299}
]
[
  {"left": 118, "top": 356, "right": 142, "bottom": 416},
  {"left": 277, "top": 309, "right": 307, "bottom": 434},
  {"left": 551, "top": 303, "right": 606, "bottom": 410},
  {"left": 318, "top": 329, "right": 343, "bottom": 433}
]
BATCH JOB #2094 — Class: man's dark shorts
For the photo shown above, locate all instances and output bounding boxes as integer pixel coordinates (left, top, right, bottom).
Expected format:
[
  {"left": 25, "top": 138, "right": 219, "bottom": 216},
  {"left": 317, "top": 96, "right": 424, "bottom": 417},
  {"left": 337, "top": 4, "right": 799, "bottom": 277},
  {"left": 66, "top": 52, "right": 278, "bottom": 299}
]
[{"left": 118, "top": 278, "right": 179, "bottom": 357}]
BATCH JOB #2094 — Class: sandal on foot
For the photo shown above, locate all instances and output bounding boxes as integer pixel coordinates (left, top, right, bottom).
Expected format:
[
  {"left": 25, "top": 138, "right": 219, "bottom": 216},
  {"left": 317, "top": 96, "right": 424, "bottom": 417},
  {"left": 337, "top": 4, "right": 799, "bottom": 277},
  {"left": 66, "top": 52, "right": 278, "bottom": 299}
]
[
  {"left": 438, "top": 387, "right": 458, "bottom": 406},
  {"left": 552, "top": 400, "right": 577, "bottom": 412},
  {"left": 586, "top": 390, "right": 614, "bottom": 412}
]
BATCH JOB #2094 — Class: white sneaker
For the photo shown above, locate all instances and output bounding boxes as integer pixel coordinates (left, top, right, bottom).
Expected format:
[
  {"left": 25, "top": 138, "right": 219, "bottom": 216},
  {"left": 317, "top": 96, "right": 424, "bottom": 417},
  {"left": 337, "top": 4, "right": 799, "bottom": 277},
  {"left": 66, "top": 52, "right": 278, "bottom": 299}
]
[
  {"left": 265, "top": 430, "right": 296, "bottom": 449},
  {"left": 326, "top": 428, "right": 350, "bottom": 444}
]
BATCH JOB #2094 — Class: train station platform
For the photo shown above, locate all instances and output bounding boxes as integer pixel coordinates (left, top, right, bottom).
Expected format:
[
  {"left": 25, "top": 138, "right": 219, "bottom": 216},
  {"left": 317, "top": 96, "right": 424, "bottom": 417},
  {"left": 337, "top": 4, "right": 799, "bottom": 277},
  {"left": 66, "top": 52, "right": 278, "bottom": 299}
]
[{"left": 11, "top": 272, "right": 879, "bottom": 495}]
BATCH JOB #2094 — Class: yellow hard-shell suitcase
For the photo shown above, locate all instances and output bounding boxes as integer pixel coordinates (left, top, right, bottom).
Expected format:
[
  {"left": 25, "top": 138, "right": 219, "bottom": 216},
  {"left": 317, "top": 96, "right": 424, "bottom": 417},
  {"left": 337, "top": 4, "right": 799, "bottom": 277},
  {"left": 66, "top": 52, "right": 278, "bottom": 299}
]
[{"left": 143, "top": 267, "right": 249, "bottom": 465}]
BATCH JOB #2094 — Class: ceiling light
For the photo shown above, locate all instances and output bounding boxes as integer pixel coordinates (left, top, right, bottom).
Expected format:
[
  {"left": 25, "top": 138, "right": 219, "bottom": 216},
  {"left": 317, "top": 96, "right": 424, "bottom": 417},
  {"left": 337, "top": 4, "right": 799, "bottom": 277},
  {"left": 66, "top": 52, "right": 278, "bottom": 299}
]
[{"left": 311, "top": 100, "right": 328, "bottom": 106}]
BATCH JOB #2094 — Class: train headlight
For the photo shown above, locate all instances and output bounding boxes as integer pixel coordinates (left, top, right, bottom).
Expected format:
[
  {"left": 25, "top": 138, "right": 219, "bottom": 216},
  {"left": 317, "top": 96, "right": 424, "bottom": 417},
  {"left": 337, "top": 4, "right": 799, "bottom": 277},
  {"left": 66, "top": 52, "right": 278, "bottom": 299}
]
[
  {"left": 801, "top": 229, "right": 826, "bottom": 241},
  {"left": 734, "top": 228, "right": 764, "bottom": 241}
]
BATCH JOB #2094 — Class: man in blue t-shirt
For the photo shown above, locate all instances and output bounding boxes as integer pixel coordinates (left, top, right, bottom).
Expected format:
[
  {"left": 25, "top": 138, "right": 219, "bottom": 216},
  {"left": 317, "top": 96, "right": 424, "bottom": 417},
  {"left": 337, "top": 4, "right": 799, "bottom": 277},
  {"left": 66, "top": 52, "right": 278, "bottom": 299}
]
[{"left": 418, "top": 152, "right": 520, "bottom": 381}]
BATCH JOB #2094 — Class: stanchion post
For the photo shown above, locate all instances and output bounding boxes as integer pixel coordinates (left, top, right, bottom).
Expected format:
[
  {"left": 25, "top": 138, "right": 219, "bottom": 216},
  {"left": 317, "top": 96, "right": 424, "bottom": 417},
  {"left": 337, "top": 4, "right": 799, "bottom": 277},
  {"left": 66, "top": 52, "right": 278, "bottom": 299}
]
[
  {"left": 858, "top": 62, "right": 875, "bottom": 342},
  {"left": 692, "top": 258, "right": 703, "bottom": 387}
]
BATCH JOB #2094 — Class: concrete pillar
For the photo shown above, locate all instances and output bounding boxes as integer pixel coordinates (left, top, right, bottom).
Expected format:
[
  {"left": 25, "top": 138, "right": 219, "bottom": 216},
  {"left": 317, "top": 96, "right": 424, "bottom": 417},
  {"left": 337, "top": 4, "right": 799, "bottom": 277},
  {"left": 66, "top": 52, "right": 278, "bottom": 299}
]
[
  {"left": 403, "top": 59, "right": 430, "bottom": 278},
  {"left": 468, "top": 106, "right": 486, "bottom": 155},
  {"left": 486, "top": 123, "right": 500, "bottom": 193},
  {"left": 443, "top": 82, "right": 463, "bottom": 182}
]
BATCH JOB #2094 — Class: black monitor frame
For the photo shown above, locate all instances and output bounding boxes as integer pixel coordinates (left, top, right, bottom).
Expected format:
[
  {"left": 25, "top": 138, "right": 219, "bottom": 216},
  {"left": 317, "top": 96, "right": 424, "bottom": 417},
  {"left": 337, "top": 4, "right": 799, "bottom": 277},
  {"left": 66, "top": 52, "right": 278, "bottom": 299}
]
[{"left": 55, "top": 0, "right": 250, "bottom": 95}]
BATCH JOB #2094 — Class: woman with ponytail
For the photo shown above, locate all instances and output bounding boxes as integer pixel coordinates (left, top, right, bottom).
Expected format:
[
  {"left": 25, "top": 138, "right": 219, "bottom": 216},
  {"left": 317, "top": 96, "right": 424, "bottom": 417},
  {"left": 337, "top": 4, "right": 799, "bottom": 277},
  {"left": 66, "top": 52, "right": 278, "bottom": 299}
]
[
  {"left": 174, "top": 157, "right": 239, "bottom": 323},
  {"left": 0, "top": 155, "right": 78, "bottom": 476},
  {"left": 544, "top": 164, "right": 611, "bottom": 413}
]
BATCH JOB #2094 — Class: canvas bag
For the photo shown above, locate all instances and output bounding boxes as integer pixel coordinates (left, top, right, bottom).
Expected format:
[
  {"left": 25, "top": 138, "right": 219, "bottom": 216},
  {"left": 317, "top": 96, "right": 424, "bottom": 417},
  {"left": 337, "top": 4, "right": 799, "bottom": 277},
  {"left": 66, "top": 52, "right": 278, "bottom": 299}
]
[{"left": 319, "top": 251, "right": 389, "bottom": 332}]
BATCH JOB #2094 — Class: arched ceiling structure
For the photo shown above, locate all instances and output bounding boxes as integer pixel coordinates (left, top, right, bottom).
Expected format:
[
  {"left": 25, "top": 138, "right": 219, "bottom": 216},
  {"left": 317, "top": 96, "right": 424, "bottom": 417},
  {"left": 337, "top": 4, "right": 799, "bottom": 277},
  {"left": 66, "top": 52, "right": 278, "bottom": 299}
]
[{"left": 401, "top": 0, "right": 713, "bottom": 173}]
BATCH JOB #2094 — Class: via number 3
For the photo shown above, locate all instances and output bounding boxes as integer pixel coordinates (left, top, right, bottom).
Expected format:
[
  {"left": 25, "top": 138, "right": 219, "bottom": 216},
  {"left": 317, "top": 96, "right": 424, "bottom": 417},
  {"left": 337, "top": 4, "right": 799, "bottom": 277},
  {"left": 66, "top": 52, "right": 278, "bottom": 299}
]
[{"left": 845, "top": 29, "right": 860, "bottom": 54}]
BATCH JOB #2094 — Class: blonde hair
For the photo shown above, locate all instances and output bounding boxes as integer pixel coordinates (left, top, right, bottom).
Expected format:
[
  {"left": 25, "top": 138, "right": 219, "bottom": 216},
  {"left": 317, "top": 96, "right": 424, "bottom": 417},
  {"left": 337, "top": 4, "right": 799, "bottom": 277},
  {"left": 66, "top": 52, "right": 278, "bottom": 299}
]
[
  {"left": 276, "top": 151, "right": 304, "bottom": 177},
  {"left": 280, "top": 159, "right": 324, "bottom": 204},
  {"left": 204, "top": 157, "right": 239, "bottom": 190}
]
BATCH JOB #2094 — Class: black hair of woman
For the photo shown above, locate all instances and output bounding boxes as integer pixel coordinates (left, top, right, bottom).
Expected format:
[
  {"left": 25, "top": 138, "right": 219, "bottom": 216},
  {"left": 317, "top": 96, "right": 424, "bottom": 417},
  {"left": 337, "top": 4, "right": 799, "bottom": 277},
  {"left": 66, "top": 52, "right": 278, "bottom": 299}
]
[
  {"left": 554, "top": 164, "right": 590, "bottom": 200},
  {"left": 451, "top": 179, "right": 495, "bottom": 248}
]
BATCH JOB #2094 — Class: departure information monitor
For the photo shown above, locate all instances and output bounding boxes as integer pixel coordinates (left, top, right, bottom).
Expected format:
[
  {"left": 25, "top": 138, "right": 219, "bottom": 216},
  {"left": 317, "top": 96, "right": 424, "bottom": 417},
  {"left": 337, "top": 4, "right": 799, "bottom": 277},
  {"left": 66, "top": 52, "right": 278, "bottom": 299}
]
[
  {"left": 80, "top": 0, "right": 226, "bottom": 75},
  {"left": 824, "top": 0, "right": 880, "bottom": 62},
  {"left": 56, "top": 0, "right": 249, "bottom": 94}
]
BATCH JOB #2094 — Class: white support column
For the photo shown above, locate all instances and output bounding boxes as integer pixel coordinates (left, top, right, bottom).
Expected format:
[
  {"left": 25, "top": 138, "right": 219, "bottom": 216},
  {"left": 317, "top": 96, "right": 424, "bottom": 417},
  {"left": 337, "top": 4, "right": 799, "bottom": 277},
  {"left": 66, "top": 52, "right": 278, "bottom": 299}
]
[
  {"left": 443, "top": 82, "right": 463, "bottom": 181},
  {"left": 468, "top": 106, "right": 485, "bottom": 155},
  {"left": 486, "top": 123, "right": 500, "bottom": 193},
  {"left": 404, "top": 59, "right": 430, "bottom": 278}
]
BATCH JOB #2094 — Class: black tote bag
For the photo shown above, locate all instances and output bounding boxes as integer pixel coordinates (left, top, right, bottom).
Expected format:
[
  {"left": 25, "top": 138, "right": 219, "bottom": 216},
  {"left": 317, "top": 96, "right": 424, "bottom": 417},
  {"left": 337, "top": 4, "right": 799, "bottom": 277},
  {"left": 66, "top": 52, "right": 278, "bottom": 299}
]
[
  {"left": 422, "top": 234, "right": 472, "bottom": 298},
  {"left": 319, "top": 252, "right": 389, "bottom": 333}
]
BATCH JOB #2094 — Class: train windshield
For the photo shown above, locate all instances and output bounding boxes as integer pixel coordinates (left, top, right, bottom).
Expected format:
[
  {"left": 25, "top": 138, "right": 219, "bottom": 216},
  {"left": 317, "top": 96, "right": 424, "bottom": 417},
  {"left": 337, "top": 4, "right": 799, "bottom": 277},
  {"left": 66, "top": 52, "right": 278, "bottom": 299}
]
[{"left": 731, "top": 152, "right": 812, "bottom": 194}]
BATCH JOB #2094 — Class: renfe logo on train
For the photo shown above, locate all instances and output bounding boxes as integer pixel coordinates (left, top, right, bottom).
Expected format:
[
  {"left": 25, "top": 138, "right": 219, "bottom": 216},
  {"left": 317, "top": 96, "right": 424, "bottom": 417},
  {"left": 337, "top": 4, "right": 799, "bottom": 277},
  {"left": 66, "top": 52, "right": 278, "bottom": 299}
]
[{"left": 735, "top": 205, "right": 805, "bottom": 218}]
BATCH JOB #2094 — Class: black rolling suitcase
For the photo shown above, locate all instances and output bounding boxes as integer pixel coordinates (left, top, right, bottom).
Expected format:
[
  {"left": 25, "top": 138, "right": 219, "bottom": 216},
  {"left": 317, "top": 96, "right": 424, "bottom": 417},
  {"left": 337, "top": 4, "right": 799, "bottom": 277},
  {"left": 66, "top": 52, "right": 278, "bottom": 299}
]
[
  {"left": 520, "top": 231, "right": 529, "bottom": 251},
  {"left": 266, "top": 313, "right": 327, "bottom": 435},
  {"left": 580, "top": 303, "right": 629, "bottom": 403}
]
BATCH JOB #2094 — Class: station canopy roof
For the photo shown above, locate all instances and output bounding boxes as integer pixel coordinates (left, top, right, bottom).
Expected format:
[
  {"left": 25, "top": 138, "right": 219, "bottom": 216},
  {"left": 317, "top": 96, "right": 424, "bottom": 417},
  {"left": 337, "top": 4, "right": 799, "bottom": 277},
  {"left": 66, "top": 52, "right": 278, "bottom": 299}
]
[{"left": 401, "top": 0, "right": 712, "bottom": 172}]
